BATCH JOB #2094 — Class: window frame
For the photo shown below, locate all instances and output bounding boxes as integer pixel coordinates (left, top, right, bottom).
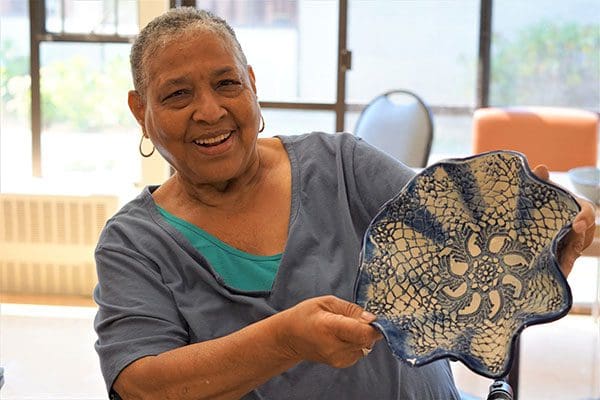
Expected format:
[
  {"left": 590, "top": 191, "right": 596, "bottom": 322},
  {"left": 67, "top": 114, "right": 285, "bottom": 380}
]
[
  {"left": 28, "top": 0, "right": 489, "bottom": 177},
  {"left": 28, "top": 0, "right": 136, "bottom": 176},
  {"left": 173, "top": 0, "right": 489, "bottom": 131},
  {"left": 29, "top": 0, "right": 599, "bottom": 174}
]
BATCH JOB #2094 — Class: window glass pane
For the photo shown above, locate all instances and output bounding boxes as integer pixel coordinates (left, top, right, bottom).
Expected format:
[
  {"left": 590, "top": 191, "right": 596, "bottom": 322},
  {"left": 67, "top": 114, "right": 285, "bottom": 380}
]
[
  {"left": 39, "top": 42, "right": 139, "bottom": 186},
  {"left": 347, "top": 1, "right": 479, "bottom": 107},
  {"left": 46, "top": 0, "right": 138, "bottom": 35},
  {"left": 261, "top": 109, "right": 335, "bottom": 137},
  {"left": 196, "top": 0, "right": 338, "bottom": 103},
  {"left": 344, "top": 111, "right": 361, "bottom": 136},
  {"left": 428, "top": 114, "right": 473, "bottom": 161},
  {"left": 45, "top": 0, "right": 62, "bottom": 32},
  {"left": 345, "top": 111, "right": 472, "bottom": 165},
  {"left": 1, "top": 0, "right": 32, "bottom": 191},
  {"left": 490, "top": 0, "right": 600, "bottom": 109},
  {"left": 65, "top": 0, "right": 107, "bottom": 33},
  {"left": 117, "top": 0, "right": 138, "bottom": 35}
]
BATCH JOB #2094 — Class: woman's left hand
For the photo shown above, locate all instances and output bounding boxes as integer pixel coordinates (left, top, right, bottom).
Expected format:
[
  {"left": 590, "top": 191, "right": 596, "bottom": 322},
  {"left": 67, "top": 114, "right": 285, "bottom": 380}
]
[{"left": 532, "top": 165, "right": 597, "bottom": 277}]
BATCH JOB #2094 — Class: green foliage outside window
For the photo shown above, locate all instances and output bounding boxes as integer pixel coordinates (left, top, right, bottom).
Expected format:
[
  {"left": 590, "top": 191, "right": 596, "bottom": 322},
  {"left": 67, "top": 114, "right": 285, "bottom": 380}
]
[
  {"left": 491, "top": 21, "right": 600, "bottom": 109},
  {"left": 1, "top": 38, "right": 136, "bottom": 132},
  {"left": 40, "top": 55, "right": 136, "bottom": 131},
  {"left": 2, "top": 20, "right": 599, "bottom": 133},
  {"left": 1, "top": 38, "right": 30, "bottom": 122}
]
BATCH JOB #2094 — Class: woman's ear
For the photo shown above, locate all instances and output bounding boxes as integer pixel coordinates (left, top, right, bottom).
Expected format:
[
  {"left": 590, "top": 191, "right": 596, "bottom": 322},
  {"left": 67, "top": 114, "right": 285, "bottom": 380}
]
[
  {"left": 247, "top": 65, "right": 257, "bottom": 94},
  {"left": 128, "top": 90, "right": 146, "bottom": 128}
]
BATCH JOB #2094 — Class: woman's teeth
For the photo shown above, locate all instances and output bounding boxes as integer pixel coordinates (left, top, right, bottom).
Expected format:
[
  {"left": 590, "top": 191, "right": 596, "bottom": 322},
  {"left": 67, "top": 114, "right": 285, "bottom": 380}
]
[{"left": 193, "top": 131, "right": 232, "bottom": 147}]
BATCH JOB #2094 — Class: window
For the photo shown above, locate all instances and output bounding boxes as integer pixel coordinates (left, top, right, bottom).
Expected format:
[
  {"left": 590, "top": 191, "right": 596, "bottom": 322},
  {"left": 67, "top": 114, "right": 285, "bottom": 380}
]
[
  {"left": 45, "top": 0, "right": 137, "bottom": 35},
  {"left": 196, "top": 0, "right": 339, "bottom": 136},
  {"left": 39, "top": 42, "right": 138, "bottom": 185},
  {"left": 198, "top": 0, "right": 338, "bottom": 104},
  {"left": 9, "top": 0, "right": 600, "bottom": 185},
  {"left": 490, "top": 0, "right": 600, "bottom": 110},
  {"left": 20, "top": 0, "right": 140, "bottom": 192},
  {"left": 261, "top": 109, "right": 335, "bottom": 137},
  {"left": 347, "top": 0, "right": 479, "bottom": 159},
  {"left": 347, "top": 1, "right": 479, "bottom": 106},
  {"left": 0, "top": 0, "right": 31, "bottom": 189}
]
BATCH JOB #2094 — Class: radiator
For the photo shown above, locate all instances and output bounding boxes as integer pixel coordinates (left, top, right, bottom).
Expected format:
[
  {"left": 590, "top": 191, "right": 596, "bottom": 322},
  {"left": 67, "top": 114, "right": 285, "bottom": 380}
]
[{"left": 0, "top": 193, "right": 118, "bottom": 296}]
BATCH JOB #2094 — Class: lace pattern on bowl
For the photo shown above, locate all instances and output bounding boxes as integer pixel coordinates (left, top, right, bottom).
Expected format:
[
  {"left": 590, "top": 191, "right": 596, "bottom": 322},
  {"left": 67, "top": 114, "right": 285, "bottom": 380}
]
[{"left": 354, "top": 151, "right": 580, "bottom": 378}]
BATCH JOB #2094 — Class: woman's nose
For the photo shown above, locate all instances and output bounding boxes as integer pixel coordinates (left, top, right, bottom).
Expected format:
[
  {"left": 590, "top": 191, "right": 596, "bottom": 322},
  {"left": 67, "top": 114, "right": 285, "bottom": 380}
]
[{"left": 191, "top": 92, "right": 226, "bottom": 124}]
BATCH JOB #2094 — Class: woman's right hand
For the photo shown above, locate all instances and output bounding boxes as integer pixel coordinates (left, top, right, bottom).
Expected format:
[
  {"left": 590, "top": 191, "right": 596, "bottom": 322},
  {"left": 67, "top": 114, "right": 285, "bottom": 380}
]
[
  {"left": 274, "top": 295, "right": 383, "bottom": 368},
  {"left": 112, "top": 295, "right": 383, "bottom": 400}
]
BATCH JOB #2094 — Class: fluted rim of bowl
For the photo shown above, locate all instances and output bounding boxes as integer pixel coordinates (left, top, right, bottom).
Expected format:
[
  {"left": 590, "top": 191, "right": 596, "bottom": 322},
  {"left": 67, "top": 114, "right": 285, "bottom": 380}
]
[{"left": 354, "top": 150, "right": 581, "bottom": 379}]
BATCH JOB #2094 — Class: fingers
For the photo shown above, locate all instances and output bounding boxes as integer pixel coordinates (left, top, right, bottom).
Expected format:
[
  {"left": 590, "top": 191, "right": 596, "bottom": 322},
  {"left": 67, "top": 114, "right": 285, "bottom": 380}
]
[
  {"left": 329, "top": 297, "right": 378, "bottom": 324},
  {"left": 361, "top": 347, "right": 373, "bottom": 357},
  {"left": 321, "top": 313, "right": 381, "bottom": 368},
  {"left": 319, "top": 296, "right": 382, "bottom": 346},
  {"left": 572, "top": 197, "right": 596, "bottom": 249},
  {"left": 530, "top": 166, "right": 596, "bottom": 277},
  {"left": 532, "top": 164, "right": 550, "bottom": 181},
  {"left": 558, "top": 197, "right": 597, "bottom": 277},
  {"left": 323, "top": 312, "right": 382, "bottom": 347},
  {"left": 558, "top": 230, "right": 585, "bottom": 277},
  {"left": 320, "top": 295, "right": 375, "bottom": 322},
  {"left": 280, "top": 296, "right": 383, "bottom": 368},
  {"left": 531, "top": 164, "right": 594, "bottom": 239}
]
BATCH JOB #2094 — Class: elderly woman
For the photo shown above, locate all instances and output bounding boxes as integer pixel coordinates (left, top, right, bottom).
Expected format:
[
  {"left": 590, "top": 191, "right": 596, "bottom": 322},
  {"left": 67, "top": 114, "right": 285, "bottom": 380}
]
[{"left": 94, "top": 7, "right": 596, "bottom": 400}]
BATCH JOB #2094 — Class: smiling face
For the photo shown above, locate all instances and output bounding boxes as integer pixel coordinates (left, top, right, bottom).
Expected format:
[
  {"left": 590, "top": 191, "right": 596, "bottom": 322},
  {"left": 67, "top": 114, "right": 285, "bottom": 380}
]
[{"left": 129, "top": 28, "right": 261, "bottom": 186}]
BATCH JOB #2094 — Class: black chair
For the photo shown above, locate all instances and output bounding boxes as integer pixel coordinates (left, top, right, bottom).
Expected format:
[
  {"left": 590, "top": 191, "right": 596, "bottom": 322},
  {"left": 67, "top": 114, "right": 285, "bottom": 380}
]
[{"left": 354, "top": 89, "right": 434, "bottom": 168}]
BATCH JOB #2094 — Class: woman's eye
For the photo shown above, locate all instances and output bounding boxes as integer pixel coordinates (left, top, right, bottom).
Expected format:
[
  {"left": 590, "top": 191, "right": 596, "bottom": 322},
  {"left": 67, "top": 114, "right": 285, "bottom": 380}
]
[
  {"left": 164, "top": 89, "right": 188, "bottom": 100},
  {"left": 218, "top": 79, "right": 240, "bottom": 88}
]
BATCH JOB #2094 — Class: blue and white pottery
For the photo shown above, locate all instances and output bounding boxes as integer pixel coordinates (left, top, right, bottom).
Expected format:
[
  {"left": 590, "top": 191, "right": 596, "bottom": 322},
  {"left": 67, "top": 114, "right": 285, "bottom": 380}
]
[{"left": 354, "top": 151, "right": 580, "bottom": 378}]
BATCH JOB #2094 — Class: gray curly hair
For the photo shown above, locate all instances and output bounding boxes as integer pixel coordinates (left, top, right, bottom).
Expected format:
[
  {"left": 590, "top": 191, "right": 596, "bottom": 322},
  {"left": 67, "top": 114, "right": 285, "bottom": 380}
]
[{"left": 130, "top": 7, "right": 248, "bottom": 96}]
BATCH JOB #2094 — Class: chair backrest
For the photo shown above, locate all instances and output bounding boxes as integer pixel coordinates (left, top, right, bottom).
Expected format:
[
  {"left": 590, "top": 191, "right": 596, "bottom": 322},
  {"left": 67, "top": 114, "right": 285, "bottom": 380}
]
[
  {"left": 354, "top": 90, "right": 434, "bottom": 168},
  {"left": 472, "top": 107, "right": 599, "bottom": 171}
]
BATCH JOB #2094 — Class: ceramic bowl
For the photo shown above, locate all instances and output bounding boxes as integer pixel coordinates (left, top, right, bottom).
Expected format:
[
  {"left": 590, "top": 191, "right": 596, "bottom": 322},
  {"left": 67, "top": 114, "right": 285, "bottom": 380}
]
[
  {"left": 354, "top": 151, "right": 580, "bottom": 379},
  {"left": 568, "top": 166, "right": 599, "bottom": 204}
]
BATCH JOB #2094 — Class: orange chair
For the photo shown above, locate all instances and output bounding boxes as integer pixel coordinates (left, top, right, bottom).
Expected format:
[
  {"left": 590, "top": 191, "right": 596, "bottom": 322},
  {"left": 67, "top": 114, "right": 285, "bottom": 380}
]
[{"left": 472, "top": 107, "right": 599, "bottom": 171}]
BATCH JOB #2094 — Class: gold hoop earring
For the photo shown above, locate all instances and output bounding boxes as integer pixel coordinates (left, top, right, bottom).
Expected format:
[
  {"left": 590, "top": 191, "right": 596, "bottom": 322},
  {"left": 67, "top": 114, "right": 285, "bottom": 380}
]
[
  {"left": 258, "top": 114, "right": 265, "bottom": 133},
  {"left": 139, "top": 134, "right": 155, "bottom": 158}
]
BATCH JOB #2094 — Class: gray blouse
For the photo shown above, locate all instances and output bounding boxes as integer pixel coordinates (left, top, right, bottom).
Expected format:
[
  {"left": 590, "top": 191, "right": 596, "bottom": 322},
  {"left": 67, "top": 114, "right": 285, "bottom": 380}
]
[{"left": 94, "top": 132, "right": 460, "bottom": 399}]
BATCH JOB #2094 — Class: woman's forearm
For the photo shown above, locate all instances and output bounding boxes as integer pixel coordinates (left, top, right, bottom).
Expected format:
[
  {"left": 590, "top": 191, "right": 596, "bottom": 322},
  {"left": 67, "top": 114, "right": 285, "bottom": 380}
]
[
  {"left": 113, "top": 295, "right": 382, "bottom": 400},
  {"left": 113, "top": 311, "right": 299, "bottom": 400}
]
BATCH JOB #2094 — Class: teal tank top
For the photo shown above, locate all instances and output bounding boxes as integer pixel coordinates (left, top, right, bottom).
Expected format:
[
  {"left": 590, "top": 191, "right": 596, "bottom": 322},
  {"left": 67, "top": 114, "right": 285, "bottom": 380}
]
[{"left": 157, "top": 206, "right": 281, "bottom": 292}]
